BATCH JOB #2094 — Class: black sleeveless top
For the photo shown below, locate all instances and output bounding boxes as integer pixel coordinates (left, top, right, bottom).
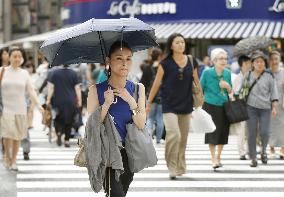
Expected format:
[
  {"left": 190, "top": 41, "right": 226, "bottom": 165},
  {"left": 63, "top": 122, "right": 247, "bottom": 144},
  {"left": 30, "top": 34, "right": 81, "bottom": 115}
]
[{"left": 160, "top": 55, "right": 197, "bottom": 114}]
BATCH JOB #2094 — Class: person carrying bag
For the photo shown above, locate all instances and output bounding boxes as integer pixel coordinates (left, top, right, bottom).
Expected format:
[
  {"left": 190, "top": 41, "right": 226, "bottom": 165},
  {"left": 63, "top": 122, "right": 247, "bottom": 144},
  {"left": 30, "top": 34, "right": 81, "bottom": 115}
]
[{"left": 224, "top": 70, "right": 264, "bottom": 124}]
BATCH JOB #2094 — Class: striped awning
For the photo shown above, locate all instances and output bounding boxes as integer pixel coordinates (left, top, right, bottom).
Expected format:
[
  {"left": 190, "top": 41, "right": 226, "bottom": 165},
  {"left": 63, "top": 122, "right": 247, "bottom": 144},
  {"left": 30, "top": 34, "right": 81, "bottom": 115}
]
[{"left": 151, "top": 21, "right": 284, "bottom": 40}]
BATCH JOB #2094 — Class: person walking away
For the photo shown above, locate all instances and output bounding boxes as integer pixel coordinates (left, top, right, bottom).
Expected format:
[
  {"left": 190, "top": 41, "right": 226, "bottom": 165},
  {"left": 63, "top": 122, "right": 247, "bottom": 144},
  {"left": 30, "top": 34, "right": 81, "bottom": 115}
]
[
  {"left": 244, "top": 50, "right": 278, "bottom": 167},
  {"left": 87, "top": 41, "right": 146, "bottom": 196},
  {"left": 46, "top": 65, "right": 82, "bottom": 147},
  {"left": 147, "top": 33, "right": 201, "bottom": 179},
  {"left": 268, "top": 50, "right": 284, "bottom": 159},
  {"left": 1, "top": 47, "right": 43, "bottom": 171},
  {"left": 232, "top": 55, "right": 251, "bottom": 160},
  {"left": 140, "top": 48, "right": 165, "bottom": 144}
]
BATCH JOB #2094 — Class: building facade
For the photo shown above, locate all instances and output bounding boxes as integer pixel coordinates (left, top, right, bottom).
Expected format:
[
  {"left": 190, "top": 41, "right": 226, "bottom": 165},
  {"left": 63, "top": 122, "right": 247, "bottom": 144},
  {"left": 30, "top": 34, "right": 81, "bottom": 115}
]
[{"left": 0, "top": 0, "right": 63, "bottom": 43}]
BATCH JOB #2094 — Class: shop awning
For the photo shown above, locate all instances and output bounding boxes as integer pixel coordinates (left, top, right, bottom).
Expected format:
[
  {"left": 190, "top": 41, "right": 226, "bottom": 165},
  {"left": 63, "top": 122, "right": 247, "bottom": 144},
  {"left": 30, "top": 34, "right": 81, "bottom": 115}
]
[
  {"left": 2, "top": 20, "right": 284, "bottom": 48},
  {"left": 151, "top": 21, "right": 284, "bottom": 40}
]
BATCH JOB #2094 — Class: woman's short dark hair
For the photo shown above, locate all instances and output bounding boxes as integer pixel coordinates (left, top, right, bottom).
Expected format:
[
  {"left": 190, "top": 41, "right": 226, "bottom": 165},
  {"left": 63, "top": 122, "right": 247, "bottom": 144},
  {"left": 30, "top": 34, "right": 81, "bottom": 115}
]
[
  {"left": 25, "top": 62, "right": 36, "bottom": 73},
  {"left": 165, "top": 33, "right": 185, "bottom": 57},
  {"left": 0, "top": 47, "right": 9, "bottom": 67},
  {"left": 150, "top": 47, "right": 163, "bottom": 64},
  {"left": 237, "top": 55, "right": 250, "bottom": 67}
]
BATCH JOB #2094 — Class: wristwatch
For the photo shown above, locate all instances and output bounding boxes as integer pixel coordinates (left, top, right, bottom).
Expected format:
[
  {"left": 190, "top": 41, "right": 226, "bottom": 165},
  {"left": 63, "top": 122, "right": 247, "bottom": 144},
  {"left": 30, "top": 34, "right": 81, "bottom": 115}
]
[{"left": 131, "top": 106, "right": 140, "bottom": 116}]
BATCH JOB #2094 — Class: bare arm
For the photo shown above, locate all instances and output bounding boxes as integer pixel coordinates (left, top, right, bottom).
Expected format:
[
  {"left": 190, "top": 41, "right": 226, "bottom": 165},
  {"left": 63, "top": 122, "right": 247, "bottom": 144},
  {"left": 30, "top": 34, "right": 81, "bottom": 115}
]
[
  {"left": 193, "top": 67, "right": 203, "bottom": 91},
  {"left": 27, "top": 80, "right": 41, "bottom": 109},
  {"left": 87, "top": 85, "right": 112, "bottom": 122},
  {"left": 75, "top": 84, "right": 82, "bottom": 107},
  {"left": 146, "top": 65, "right": 164, "bottom": 113},
  {"left": 46, "top": 82, "right": 54, "bottom": 105},
  {"left": 132, "top": 83, "right": 146, "bottom": 129}
]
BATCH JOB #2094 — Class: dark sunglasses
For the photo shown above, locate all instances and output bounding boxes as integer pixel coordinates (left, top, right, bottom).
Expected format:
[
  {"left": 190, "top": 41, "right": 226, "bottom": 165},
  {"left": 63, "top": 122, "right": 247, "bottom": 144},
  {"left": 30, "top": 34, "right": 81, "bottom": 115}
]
[{"left": 178, "top": 67, "right": 184, "bottom": 80}]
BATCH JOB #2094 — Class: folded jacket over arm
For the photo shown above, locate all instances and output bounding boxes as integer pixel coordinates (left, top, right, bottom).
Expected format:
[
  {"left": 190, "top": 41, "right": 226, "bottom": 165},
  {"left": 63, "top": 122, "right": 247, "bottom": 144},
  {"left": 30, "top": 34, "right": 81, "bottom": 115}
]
[{"left": 85, "top": 106, "right": 124, "bottom": 193}]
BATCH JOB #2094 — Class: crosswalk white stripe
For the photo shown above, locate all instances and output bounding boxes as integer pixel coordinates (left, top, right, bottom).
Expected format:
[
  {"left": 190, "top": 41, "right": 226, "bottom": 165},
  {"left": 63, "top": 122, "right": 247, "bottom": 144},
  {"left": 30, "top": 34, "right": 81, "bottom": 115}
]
[
  {"left": 17, "top": 159, "right": 284, "bottom": 165},
  {"left": 17, "top": 180, "right": 284, "bottom": 188},
  {"left": 16, "top": 192, "right": 284, "bottom": 197},
  {"left": 17, "top": 173, "right": 284, "bottom": 179}
]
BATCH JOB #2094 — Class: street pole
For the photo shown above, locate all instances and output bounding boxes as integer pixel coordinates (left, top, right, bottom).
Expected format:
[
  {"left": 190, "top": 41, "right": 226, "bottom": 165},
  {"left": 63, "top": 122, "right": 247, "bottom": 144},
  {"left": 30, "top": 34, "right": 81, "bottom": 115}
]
[{"left": 3, "top": 0, "right": 11, "bottom": 42}]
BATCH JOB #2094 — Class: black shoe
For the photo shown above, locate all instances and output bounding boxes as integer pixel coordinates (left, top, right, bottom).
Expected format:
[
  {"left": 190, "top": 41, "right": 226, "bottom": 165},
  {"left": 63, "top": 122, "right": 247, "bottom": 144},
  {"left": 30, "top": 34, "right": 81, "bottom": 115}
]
[
  {"left": 23, "top": 153, "right": 29, "bottom": 160},
  {"left": 240, "top": 155, "right": 246, "bottom": 160},
  {"left": 250, "top": 159, "right": 258, "bottom": 167},
  {"left": 64, "top": 141, "right": 70, "bottom": 148},
  {"left": 56, "top": 134, "right": 62, "bottom": 146},
  {"left": 261, "top": 153, "right": 268, "bottom": 164},
  {"left": 212, "top": 164, "right": 219, "bottom": 171},
  {"left": 169, "top": 176, "right": 176, "bottom": 180}
]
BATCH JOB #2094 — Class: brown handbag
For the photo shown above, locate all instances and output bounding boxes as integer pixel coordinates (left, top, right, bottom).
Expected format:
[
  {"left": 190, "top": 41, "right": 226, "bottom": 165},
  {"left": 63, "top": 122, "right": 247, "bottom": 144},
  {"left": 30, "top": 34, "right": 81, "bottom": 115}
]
[
  {"left": 188, "top": 55, "right": 204, "bottom": 108},
  {"left": 74, "top": 137, "right": 87, "bottom": 167}
]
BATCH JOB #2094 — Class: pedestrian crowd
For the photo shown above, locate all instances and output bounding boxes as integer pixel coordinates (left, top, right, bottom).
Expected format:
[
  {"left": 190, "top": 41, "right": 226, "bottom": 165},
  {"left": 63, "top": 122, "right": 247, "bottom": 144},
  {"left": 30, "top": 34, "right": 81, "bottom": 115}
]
[{"left": 0, "top": 32, "right": 284, "bottom": 197}]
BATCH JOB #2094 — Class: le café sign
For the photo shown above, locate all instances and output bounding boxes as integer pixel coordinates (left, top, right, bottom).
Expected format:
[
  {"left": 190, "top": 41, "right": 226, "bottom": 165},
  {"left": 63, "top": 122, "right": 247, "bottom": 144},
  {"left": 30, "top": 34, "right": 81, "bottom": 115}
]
[{"left": 107, "top": 0, "right": 177, "bottom": 17}]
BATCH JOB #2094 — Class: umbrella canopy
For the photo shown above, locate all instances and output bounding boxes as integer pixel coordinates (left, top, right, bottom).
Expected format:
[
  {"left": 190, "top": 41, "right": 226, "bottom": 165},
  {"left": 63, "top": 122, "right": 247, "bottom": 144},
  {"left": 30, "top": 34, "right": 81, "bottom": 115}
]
[
  {"left": 39, "top": 18, "right": 158, "bottom": 66},
  {"left": 233, "top": 36, "right": 274, "bottom": 57}
]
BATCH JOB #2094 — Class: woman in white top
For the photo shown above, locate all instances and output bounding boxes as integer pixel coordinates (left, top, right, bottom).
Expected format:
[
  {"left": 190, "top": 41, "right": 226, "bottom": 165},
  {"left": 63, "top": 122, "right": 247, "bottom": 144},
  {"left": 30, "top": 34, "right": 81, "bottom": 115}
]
[
  {"left": 1, "top": 47, "right": 43, "bottom": 171},
  {"left": 232, "top": 55, "right": 251, "bottom": 160}
]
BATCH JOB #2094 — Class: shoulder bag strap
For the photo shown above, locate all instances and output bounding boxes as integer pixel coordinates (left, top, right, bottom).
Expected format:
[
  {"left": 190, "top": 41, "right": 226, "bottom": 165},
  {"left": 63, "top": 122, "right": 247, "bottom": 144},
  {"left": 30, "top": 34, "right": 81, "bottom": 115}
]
[
  {"left": 247, "top": 71, "right": 265, "bottom": 97},
  {"left": 187, "top": 55, "right": 194, "bottom": 73},
  {"left": 187, "top": 54, "right": 195, "bottom": 82},
  {"left": 0, "top": 67, "right": 5, "bottom": 85},
  {"left": 133, "top": 82, "right": 139, "bottom": 102}
]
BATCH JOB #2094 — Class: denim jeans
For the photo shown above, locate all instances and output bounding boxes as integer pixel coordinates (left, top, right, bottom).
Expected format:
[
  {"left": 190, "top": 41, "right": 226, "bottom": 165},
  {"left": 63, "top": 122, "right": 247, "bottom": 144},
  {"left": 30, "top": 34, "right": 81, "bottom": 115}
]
[
  {"left": 21, "top": 130, "right": 30, "bottom": 154},
  {"left": 246, "top": 105, "right": 271, "bottom": 159},
  {"left": 146, "top": 103, "right": 164, "bottom": 143}
]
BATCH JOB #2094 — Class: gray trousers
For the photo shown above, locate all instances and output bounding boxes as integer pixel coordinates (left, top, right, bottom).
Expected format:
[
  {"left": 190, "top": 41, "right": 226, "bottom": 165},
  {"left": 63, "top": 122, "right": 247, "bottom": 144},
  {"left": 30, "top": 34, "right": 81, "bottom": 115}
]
[
  {"left": 21, "top": 130, "right": 30, "bottom": 154},
  {"left": 246, "top": 105, "right": 271, "bottom": 159}
]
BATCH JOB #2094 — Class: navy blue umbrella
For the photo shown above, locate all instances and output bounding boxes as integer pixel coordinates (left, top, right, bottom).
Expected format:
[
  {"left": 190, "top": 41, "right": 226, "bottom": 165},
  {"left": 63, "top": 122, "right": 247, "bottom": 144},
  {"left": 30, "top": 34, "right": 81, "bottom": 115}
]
[{"left": 39, "top": 18, "right": 158, "bottom": 66}]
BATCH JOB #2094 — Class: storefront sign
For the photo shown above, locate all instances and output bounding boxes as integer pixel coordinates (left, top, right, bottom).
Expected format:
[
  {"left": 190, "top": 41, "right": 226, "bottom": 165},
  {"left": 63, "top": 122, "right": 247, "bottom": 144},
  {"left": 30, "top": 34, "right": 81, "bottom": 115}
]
[
  {"left": 107, "top": 0, "right": 176, "bottom": 17},
  {"left": 63, "top": 0, "right": 284, "bottom": 25},
  {"left": 269, "top": 0, "right": 284, "bottom": 12}
]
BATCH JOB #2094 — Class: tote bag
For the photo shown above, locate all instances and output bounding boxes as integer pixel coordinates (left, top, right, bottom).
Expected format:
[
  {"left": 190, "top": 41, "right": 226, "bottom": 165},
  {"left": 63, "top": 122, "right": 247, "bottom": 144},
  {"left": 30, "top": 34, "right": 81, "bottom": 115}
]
[
  {"left": 224, "top": 99, "right": 249, "bottom": 124},
  {"left": 125, "top": 83, "right": 158, "bottom": 173}
]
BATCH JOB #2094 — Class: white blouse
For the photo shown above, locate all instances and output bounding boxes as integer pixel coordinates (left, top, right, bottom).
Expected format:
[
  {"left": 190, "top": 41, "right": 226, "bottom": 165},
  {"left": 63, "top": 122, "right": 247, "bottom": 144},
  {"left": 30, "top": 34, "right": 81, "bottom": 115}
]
[{"left": 1, "top": 66, "right": 33, "bottom": 115}]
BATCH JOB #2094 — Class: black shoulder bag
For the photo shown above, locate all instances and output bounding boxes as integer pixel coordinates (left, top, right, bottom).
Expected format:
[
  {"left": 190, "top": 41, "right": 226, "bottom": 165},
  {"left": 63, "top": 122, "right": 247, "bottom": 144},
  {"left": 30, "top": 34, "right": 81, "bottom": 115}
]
[{"left": 224, "top": 71, "right": 264, "bottom": 124}]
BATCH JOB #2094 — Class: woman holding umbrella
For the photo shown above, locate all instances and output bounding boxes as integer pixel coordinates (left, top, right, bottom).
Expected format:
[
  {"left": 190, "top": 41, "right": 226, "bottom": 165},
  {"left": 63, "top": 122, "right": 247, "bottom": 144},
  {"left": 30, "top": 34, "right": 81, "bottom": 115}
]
[
  {"left": 147, "top": 33, "right": 201, "bottom": 179},
  {"left": 87, "top": 41, "right": 146, "bottom": 197}
]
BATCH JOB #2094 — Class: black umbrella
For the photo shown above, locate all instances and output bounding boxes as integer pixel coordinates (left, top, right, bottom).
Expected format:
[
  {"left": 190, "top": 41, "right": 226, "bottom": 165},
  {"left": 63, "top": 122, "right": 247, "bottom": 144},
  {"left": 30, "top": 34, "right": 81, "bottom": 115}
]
[
  {"left": 39, "top": 18, "right": 158, "bottom": 66},
  {"left": 233, "top": 36, "right": 274, "bottom": 57}
]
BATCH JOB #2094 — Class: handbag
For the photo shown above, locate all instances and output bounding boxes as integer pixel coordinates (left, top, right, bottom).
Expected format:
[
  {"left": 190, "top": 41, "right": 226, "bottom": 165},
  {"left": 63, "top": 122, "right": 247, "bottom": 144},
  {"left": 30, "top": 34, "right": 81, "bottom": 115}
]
[
  {"left": 224, "top": 99, "right": 249, "bottom": 124},
  {"left": 0, "top": 68, "right": 5, "bottom": 115},
  {"left": 191, "top": 108, "right": 216, "bottom": 133},
  {"left": 188, "top": 55, "right": 204, "bottom": 108},
  {"left": 74, "top": 137, "right": 87, "bottom": 167},
  {"left": 125, "top": 83, "right": 158, "bottom": 173},
  {"left": 225, "top": 71, "right": 264, "bottom": 124}
]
